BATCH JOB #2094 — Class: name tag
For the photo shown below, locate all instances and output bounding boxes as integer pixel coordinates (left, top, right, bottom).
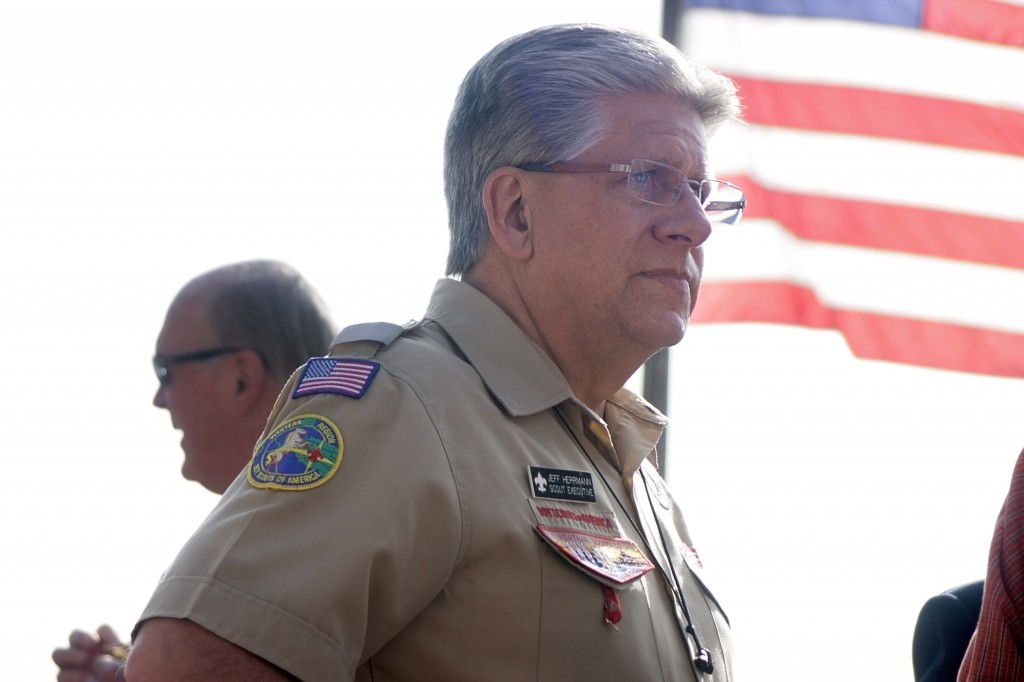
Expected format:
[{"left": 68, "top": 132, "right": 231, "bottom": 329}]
[{"left": 528, "top": 466, "right": 596, "bottom": 503}]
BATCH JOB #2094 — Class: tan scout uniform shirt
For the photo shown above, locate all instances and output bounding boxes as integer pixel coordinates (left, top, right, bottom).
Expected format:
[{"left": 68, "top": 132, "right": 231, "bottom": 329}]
[{"left": 136, "top": 278, "right": 733, "bottom": 682}]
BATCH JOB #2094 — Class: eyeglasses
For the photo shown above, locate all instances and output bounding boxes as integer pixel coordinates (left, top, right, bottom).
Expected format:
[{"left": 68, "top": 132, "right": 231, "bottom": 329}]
[
  {"left": 519, "top": 158, "right": 746, "bottom": 224},
  {"left": 152, "top": 346, "right": 241, "bottom": 386}
]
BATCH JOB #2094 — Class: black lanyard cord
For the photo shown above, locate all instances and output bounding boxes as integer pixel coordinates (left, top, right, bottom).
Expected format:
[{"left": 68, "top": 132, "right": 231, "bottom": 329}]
[
  {"left": 552, "top": 407, "right": 714, "bottom": 676},
  {"left": 638, "top": 467, "right": 715, "bottom": 675}
]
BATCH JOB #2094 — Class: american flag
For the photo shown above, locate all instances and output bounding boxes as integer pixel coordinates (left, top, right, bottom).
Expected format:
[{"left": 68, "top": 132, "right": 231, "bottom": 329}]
[
  {"left": 676, "top": 0, "right": 1024, "bottom": 377},
  {"left": 292, "top": 357, "right": 380, "bottom": 399}
]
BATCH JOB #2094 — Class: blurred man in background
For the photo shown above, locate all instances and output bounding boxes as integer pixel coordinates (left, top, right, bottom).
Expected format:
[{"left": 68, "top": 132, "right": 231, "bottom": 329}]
[{"left": 52, "top": 259, "right": 335, "bottom": 682}]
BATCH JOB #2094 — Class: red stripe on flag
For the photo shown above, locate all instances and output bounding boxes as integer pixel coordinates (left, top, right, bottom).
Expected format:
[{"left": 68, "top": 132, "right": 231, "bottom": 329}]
[
  {"left": 727, "top": 74, "right": 1024, "bottom": 155},
  {"left": 924, "top": 0, "right": 1024, "bottom": 47},
  {"left": 692, "top": 281, "right": 1024, "bottom": 376},
  {"left": 693, "top": 280, "right": 835, "bottom": 327},
  {"left": 729, "top": 174, "right": 1024, "bottom": 269}
]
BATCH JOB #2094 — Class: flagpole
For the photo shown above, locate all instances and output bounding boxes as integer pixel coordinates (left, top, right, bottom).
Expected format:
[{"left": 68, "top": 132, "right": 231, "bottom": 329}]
[
  {"left": 643, "top": 0, "right": 686, "bottom": 477},
  {"left": 662, "top": 0, "right": 683, "bottom": 46}
]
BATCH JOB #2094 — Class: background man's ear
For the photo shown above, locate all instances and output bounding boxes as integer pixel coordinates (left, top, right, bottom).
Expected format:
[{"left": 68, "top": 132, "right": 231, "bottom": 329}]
[{"left": 232, "top": 349, "right": 269, "bottom": 412}]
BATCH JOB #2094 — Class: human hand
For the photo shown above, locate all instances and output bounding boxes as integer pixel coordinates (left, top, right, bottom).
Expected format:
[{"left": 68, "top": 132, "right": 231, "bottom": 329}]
[{"left": 53, "top": 624, "right": 126, "bottom": 682}]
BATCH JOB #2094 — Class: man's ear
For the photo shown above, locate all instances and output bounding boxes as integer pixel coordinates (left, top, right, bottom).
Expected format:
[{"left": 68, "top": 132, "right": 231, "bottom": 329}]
[
  {"left": 231, "top": 349, "right": 269, "bottom": 414},
  {"left": 482, "top": 167, "right": 533, "bottom": 262}
]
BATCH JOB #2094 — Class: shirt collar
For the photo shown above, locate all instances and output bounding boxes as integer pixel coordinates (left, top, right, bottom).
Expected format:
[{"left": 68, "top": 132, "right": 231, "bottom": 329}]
[
  {"left": 426, "top": 278, "right": 669, "bottom": 476},
  {"left": 424, "top": 279, "right": 574, "bottom": 416},
  {"left": 424, "top": 279, "right": 669, "bottom": 428}
]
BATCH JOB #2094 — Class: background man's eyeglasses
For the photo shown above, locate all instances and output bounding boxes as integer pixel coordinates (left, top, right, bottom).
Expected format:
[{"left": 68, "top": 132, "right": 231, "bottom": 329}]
[
  {"left": 519, "top": 158, "right": 746, "bottom": 224},
  {"left": 152, "top": 347, "right": 241, "bottom": 386}
]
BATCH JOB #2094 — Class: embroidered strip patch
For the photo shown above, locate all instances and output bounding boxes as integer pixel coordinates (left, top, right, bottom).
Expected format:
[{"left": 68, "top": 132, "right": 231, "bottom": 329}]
[
  {"left": 528, "top": 466, "right": 596, "bottom": 503},
  {"left": 248, "top": 414, "right": 343, "bottom": 491},
  {"left": 529, "top": 499, "right": 620, "bottom": 535},
  {"left": 293, "top": 357, "right": 379, "bottom": 399}
]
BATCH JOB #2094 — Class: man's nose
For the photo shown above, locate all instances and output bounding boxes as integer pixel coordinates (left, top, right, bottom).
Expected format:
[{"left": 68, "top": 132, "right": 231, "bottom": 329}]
[
  {"left": 652, "top": 193, "right": 712, "bottom": 246},
  {"left": 153, "top": 384, "right": 168, "bottom": 409}
]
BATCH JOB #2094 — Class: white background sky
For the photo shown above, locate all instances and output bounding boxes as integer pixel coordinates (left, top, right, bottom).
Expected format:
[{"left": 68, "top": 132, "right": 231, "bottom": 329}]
[{"left": 3, "top": 1, "right": 1021, "bottom": 679}]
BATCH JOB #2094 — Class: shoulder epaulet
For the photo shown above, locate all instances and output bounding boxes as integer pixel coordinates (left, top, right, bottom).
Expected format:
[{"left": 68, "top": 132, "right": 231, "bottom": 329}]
[
  {"left": 330, "top": 321, "right": 406, "bottom": 349},
  {"left": 329, "top": 319, "right": 422, "bottom": 355}
]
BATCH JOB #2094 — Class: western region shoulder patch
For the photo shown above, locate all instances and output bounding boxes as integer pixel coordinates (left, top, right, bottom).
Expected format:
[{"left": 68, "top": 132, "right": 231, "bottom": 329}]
[{"left": 248, "top": 414, "right": 343, "bottom": 491}]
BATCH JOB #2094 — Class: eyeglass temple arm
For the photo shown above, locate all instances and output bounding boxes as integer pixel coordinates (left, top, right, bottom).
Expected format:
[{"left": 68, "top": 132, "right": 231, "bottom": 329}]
[{"left": 705, "top": 199, "right": 746, "bottom": 211}]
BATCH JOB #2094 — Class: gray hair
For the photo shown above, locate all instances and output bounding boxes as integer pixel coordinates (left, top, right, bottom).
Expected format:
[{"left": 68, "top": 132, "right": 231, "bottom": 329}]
[
  {"left": 443, "top": 23, "right": 741, "bottom": 276},
  {"left": 200, "top": 260, "right": 336, "bottom": 383}
]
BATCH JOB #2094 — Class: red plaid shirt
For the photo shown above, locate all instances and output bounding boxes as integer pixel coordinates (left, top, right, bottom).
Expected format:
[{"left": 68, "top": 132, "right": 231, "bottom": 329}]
[{"left": 959, "top": 448, "right": 1024, "bottom": 681}]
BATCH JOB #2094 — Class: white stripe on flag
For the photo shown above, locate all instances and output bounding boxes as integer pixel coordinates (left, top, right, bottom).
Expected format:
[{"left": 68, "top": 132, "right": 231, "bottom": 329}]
[
  {"left": 703, "top": 219, "right": 1024, "bottom": 334},
  {"left": 710, "top": 122, "right": 1024, "bottom": 222},
  {"left": 684, "top": 8, "right": 1024, "bottom": 108}
]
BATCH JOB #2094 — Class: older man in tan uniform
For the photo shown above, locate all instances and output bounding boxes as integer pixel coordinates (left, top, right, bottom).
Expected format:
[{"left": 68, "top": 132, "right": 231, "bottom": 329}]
[{"left": 126, "top": 23, "right": 746, "bottom": 681}]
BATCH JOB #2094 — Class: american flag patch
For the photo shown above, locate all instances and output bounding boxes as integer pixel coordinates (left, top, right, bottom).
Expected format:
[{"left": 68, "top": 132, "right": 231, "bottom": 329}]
[{"left": 292, "top": 358, "right": 380, "bottom": 399}]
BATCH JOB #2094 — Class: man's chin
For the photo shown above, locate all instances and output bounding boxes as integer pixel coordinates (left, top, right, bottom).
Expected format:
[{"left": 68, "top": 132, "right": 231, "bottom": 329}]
[
  {"left": 180, "top": 453, "right": 199, "bottom": 483},
  {"left": 647, "top": 311, "right": 689, "bottom": 349}
]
